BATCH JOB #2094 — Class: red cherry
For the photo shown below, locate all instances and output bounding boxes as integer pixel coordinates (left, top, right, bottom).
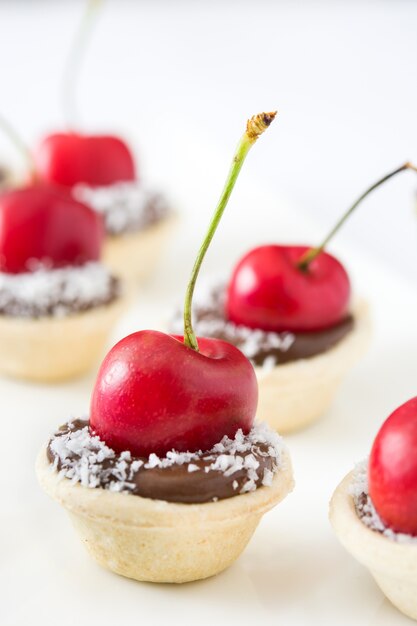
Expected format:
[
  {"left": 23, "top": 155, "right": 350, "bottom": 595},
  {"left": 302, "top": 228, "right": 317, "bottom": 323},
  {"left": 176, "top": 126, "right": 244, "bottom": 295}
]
[
  {"left": 34, "top": 133, "right": 136, "bottom": 188},
  {"left": 0, "top": 185, "right": 104, "bottom": 273},
  {"left": 226, "top": 244, "right": 351, "bottom": 332},
  {"left": 369, "top": 397, "right": 417, "bottom": 535},
  {"left": 90, "top": 330, "right": 258, "bottom": 457}
]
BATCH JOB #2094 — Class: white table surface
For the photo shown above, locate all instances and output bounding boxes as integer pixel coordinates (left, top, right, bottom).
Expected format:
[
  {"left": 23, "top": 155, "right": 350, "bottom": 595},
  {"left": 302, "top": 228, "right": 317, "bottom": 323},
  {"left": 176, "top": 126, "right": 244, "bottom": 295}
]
[{"left": 1, "top": 1, "right": 417, "bottom": 625}]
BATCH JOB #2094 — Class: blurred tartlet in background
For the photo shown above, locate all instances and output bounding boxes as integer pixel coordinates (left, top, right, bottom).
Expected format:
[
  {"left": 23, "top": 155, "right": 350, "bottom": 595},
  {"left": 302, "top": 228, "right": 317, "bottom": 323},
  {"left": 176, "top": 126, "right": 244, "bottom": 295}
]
[
  {"left": 34, "top": 132, "right": 176, "bottom": 284},
  {"left": 31, "top": 0, "right": 176, "bottom": 284},
  {"left": 0, "top": 183, "right": 126, "bottom": 382}
]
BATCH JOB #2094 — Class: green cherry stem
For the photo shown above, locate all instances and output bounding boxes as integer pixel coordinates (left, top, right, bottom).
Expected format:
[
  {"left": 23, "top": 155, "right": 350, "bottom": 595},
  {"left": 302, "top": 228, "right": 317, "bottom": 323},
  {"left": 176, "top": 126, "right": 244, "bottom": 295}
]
[
  {"left": 298, "top": 161, "right": 417, "bottom": 271},
  {"left": 183, "top": 111, "right": 277, "bottom": 351},
  {"left": 0, "top": 113, "right": 35, "bottom": 175},
  {"left": 62, "top": 0, "right": 104, "bottom": 129}
]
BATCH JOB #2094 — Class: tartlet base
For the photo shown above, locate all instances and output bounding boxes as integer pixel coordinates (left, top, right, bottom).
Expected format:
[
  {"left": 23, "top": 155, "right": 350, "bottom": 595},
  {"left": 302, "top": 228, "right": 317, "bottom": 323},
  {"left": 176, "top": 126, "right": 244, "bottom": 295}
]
[
  {"left": 36, "top": 446, "right": 294, "bottom": 584},
  {"left": 255, "top": 300, "right": 371, "bottom": 433},
  {"left": 329, "top": 471, "right": 417, "bottom": 620},
  {"left": 0, "top": 297, "right": 125, "bottom": 383},
  {"left": 103, "top": 215, "right": 177, "bottom": 283}
]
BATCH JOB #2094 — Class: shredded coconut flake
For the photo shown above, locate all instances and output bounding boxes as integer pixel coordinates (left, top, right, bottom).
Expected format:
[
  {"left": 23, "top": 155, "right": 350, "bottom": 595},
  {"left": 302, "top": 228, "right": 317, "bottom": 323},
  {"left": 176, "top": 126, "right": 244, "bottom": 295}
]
[
  {"left": 262, "top": 468, "right": 274, "bottom": 487},
  {"left": 73, "top": 181, "right": 170, "bottom": 235},
  {"left": 0, "top": 263, "right": 119, "bottom": 318},
  {"left": 49, "top": 420, "right": 285, "bottom": 496}
]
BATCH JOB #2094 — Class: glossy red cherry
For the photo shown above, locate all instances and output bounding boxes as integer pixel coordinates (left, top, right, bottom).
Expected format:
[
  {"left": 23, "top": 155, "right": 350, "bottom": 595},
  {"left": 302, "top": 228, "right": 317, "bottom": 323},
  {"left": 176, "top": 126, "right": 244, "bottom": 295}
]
[
  {"left": 90, "top": 331, "right": 258, "bottom": 457},
  {"left": 226, "top": 245, "right": 351, "bottom": 332},
  {"left": 0, "top": 185, "right": 104, "bottom": 273},
  {"left": 225, "top": 164, "right": 417, "bottom": 334},
  {"left": 369, "top": 397, "right": 417, "bottom": 535},
  {"left": 34, "top": 133, "right": 136, "bottom": 188}
]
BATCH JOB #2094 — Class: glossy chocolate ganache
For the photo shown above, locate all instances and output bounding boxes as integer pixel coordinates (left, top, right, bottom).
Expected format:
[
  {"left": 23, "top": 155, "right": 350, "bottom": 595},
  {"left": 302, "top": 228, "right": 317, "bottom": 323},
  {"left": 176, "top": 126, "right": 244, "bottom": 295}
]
[
  {"left": 47, "top": 419, "right": 286, "bottom": 504},
  {"left": 169, "top": 282, "right": 354, "bottom": 369}
]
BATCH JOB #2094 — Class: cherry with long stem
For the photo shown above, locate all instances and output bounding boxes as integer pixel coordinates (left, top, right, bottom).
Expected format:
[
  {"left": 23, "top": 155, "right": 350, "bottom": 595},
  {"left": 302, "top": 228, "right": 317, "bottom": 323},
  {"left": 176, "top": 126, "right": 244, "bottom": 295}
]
[
  {"left": 183, "top": 112, "right": 277, "bottom": 351},
  {"left": 298, "top": 161, "right": 417, "bottom": 271},
  {"left": 61, "top": 0, "right": 104, "bottom": 128}
]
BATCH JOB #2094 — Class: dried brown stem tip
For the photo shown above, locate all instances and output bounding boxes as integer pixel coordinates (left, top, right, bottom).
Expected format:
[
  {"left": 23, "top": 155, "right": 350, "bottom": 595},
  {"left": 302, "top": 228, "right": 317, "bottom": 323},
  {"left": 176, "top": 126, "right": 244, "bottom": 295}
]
[{"left": 246, "top": 111, "right": 277, "bottom": 141}]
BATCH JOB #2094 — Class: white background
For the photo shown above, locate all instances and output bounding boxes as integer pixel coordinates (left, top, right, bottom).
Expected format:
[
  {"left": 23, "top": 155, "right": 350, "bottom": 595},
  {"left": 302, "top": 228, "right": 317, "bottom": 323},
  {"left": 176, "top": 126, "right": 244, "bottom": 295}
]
[{"left": 1, "top": 1, "right": 417, "bottom": 625}]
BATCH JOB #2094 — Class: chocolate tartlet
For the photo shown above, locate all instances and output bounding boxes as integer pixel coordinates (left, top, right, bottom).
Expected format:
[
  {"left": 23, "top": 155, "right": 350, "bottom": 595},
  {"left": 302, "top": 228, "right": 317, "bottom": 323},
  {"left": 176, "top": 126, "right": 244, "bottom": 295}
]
[
  {"left": 169, "top": 282, "right": 370, "bottom": 433},
  {"left": 330, "top": 464, "right": 417, "bottom": 621},
  {"left": 38, "top": 419, "right": 294, "bottom": 583}
]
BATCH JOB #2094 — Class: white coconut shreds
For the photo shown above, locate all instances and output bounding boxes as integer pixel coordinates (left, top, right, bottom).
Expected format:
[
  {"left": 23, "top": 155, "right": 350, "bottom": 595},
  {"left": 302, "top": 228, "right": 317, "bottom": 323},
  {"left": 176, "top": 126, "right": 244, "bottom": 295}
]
[
  {"left": 0, "top": 263, "right": 120, "bottom": 318},
  {"left": 73, "top": 181, "right": 170, "bottom": 236},
  {"left": 169, "top": 281, "right": 295, "bottom": 370},
  {"left": 350, "top": 460, "right": 417, "bottom": 544},
  {"left": 49, "top": 420, "right": 286, "bottom": 496}
]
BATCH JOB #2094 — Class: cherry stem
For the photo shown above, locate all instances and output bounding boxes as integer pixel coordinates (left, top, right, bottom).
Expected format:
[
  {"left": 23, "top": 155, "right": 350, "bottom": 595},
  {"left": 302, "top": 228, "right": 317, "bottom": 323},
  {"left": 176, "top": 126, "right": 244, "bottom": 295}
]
[
  {"left": 183, "top": 112, "right": 277, "bottom": 351},
  {"left": 62, "top": 0, "right": 104, "bottom": 129},
  {"left": 0, "top": 113, "right": 35, "bottom": 175},
  {"left": 298, "top": 162, "right": 417, "bottom": 271}
]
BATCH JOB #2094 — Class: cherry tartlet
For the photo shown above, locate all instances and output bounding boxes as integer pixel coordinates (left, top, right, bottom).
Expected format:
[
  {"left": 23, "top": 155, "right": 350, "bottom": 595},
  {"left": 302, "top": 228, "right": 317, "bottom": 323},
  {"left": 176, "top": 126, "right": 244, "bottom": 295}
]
[
  {"left": 0, "top": 184, "right": 125, "bottom": 382},
  {"left": 169, "top": 258, "right": 370, "bottom": 434},
  {"left": 34, "top": 132, "right": 175, "bottom": 283},
  {"left": 37, "top": 112, "right": 294, "bottom": 583},
  {"left": 330, "top": 397, "right": 417, "bottom": 620},
  {"left": 169, "top": 163, "right": 417, "bottom": 433},
  {"left": 37, "top": 414, "right": 293, "bottom": 583}
]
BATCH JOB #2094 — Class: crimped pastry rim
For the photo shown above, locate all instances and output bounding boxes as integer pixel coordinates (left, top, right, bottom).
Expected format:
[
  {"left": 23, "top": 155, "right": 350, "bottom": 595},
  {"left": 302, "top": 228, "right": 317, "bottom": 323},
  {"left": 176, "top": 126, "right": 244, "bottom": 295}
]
[{"left": 36, "top": 445, "right": 294, "bottom": 528}]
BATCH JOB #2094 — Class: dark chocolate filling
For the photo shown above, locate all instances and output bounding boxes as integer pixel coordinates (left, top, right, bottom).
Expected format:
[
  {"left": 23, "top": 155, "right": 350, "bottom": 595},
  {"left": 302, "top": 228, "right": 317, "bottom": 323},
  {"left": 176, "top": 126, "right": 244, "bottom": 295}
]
[
  {"left": 47, "top": 419, "right": 281, "bottom": 504},
  {"left": 232, "top": 317, "right": 353, "bottom": 366}
]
